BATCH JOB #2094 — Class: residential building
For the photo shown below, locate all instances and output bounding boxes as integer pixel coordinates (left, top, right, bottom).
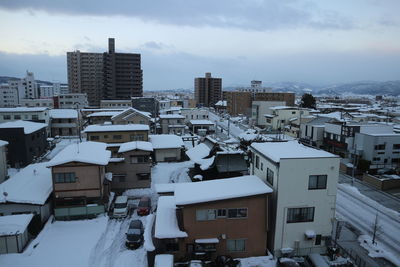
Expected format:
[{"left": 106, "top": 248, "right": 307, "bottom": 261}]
[
  {"left": 264, "top": 106, "right": 310, "bottom": 131},
  {"left": 254, "top": 92, "right": 295, "bottom": 106},
  {"left": 110, "top": 108, "right": 151, "bottom": 125},
  {"left": 0, "top": 214, "right": 34, "bottom": 254},
  {"left": 47, "top": 142, "right": 111, "bottom": 220},
  {"left": 0, "top": 121, "right": 48, "bottom": 167},
  {"left": 54, "top": 93, "right": 88, "bottom": 109},
  {"left": 194, "top": 73, "right": 222, "bottom": 107},
  {"left": 0, "top": 163, "right": 52, "bottom": 230},
  {"left": 39, "top": 83, "right": 68, "bottom": 98},
  {"left": 8, "top": 71, "right": 39, "bottom": 102},
  {"left": 131, "top": 97, "right": 159, "bottom": 118},
  {"left": 159, "top": 100, "right": 171, "bottom": 110},
  {"left": 100, "top": 99, "right": 132, "bottom": 108},
  {"left": 87, "top": 111, "right": 121, "bottom": 125},
  {"left": 154, "top": 176, "right": 272, "bottom": 260},
  {"left": 250, "top": 141, "right": 339, "bottom": 256},
  {"left": 84, "top": 124, "right": 149, "bottom": 143},
  {"left": 49, "top": 109, "right": 79, "bottom": 137},
  {"left": 106, "top": 141, "right": 153, "bottom": 192},
  {"left": 251, "top": 101, "right": 286, "bottom": 126},
  {"left": 223, "top": 91, "right": 252, "bottom": 116},
  {"left": 180, "top": 108, "right": 209, "bottom": 123},
  {"left": 20, "top": 98, "right": 53, "bottom": 108},
  {"left": 188, "top": 120, "right": 215, "bottom": 134},
  {"left": 354, "top": 132, "right": 400, "bottom": 171},
  {"left": 300, "top": 117, "right": 332, "bottom": 148},
  {"left": 149, "top": 135, "right": 184, "bottom": 162},
  {"left": 159, "top": 114, "right": 186, "bottom": 135},
  {"left": 0, "top": 107, "right": 50, "bottom": 125},
  {"left": 0, "top": 83, "right": 18, "bottom": 107},
  {"left": 0, "top": 140, "right": 8, "bottom": 183}
]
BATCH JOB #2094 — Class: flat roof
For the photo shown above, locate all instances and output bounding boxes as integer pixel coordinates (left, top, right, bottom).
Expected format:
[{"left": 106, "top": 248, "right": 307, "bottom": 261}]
[
  {"left": 0, "top": 120, "right": 47, "bottom": 134},
  {"left": 0, "top": 214, "right": 34, "bottom": 236},
  {"left": 0, "top": 107, "right": 48, "bottom": 112},
  {"left": 50, "top": 109, "right": 78, "bottom": 119},
  {"left": 150, "top": 134, "right": 184, "bottom": 149}
]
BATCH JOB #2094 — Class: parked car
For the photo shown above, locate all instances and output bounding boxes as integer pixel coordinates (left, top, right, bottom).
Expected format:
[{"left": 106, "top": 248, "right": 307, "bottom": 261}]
[
  {"left": 125, "top": 220, "right": 144, "bottom": 249},
  {"left": 137, "top": 196, "right": 151, "bottom": 216},
  {"left": 113, "top": 196, "right": 129, "bottom": 219}
]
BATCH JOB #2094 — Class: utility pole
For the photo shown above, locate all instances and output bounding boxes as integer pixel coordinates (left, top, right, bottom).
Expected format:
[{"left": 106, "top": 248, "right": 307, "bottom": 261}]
[
  {"left": 227, "top": 115, "right": 230, "bottom": 137},
  {"left": 372, "top": 213, "right": 379, "bottom": 245}
]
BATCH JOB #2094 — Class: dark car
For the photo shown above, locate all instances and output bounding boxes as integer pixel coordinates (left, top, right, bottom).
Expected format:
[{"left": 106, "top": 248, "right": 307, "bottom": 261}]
[
  {"left": 137, "top": 196, "right": 151, "bottom": 216},
  {"left": 125, "top": 220, "right": 144, "bottom": 249}
]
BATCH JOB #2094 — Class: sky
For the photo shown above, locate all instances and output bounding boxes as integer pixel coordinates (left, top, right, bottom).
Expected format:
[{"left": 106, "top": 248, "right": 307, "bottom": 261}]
[{"left": 0, "top": 0, "right": 400, "bottom": 90}]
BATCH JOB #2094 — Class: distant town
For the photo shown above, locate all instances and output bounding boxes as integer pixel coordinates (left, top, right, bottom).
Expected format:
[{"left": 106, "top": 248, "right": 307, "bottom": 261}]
[{"left": 0, "top": 38, "right": 399, "bottom": 267}]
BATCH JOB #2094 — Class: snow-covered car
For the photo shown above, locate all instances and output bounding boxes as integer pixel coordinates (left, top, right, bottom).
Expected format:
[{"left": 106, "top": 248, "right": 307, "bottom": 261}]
[
  {"left": 113, "top": 196, "right": 129, "bottom": 219},
  {"left": 125, "top": 220, "right": 144, "bottom": 249},
  {"left": 137, "top": 196, "right": 151, "bottom": 216}
]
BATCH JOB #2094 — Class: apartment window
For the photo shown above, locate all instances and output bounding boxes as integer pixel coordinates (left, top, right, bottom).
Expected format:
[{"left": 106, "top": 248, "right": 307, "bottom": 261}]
[
  {"left": 90, "top": 135, "right": 99, "bottom": 141},
  {"left": 14, "top": 115, "right": 21, "bottom": 120},
  {"left": 112, "top": 174, "right": 126, "bottom": 183},
  {"left": 255, "top": 155, "right": 260, "bottom": 169},
  {"left": 377, "top": 152, "right": 385, "bottom": 155},
  {"left": 266, "top": 168, "right": 274, "bottom": 186},
  {"left": 287, "top": 207, "right": 315, "bottom": 223},
  {"left": 113, "top": 135, "right": 122, "bottom": 140},
  {"left": 54, "top": 172, "right": 76, "bottom": 183},
  {"left": 315, "top": 235, "right": 322, "bottom": 245},
  {"left": 103, "top": 135, "right": 109, "bottom": 138},
  {"left": 374, "top": 144, "right": 386, "bottom": 150},
  {"left": 308, "top": 175, "right": 327, "bottom": 190},
  {"left": 373, "top": 157, "right": 381, "bottom": 161},
  {"left": 130, "top": 155, "right": 149, "bottom": 164},
  {"left": 196, "top": 209, "right": 216, "bottom": 221},
  {"left": 32, "top": 115, "right": 39, "bottom": 120},
  {"left": 393, "top": 144, "right": 400, "bottom": 150},
  {"left": 217, "top": 209, "right": 227, "bottom": 218},
  {"left": 3, "top": 115, "right": 11, "bottom": 120},
  {"left": 130, "top": 134, "right": 144, "bottom": 141},
  {"left": 227, "top": 239, "right": 246, "bottom": 252},
  {"left": 228, "top": 208, "right": 247, "bottom": 218},
  {"left": 260, "top": 162, "right": 264, "bottom": 171}
]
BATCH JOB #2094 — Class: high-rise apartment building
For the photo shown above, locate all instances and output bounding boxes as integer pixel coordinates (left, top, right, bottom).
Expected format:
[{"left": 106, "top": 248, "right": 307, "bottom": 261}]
[
  {"left": 8, "top": 71, "right": 39, "bottom": 103},
  {"left": 194, "top": 72, "right": 222, "bottom": 107},
  {"left": 67, "top": 38, "right": 143, "bottom": 106}
]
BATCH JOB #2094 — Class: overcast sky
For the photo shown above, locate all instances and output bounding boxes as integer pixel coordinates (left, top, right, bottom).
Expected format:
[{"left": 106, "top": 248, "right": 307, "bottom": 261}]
[{"left": 0, "top": 0, "right": 399, "bottom": 90}]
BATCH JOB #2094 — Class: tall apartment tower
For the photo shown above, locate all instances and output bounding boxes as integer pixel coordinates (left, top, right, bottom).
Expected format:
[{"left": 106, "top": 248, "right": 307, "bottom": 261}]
[
  {"left": 67, "top": 51, "right": 103, "bottom": 106},
  {"left": 194, "top": 72, "right": 222, "bottom": 107},
  {"left": 103, "top": 38, "right": 143, "bottom": 100},
  {"left": 67, "top": 38, "right": 143, "bottom": 106}
]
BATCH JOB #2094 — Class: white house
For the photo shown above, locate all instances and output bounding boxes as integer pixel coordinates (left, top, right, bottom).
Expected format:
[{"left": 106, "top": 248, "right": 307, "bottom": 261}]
[
  {"left": 150, "top": 134, "right": 184, "bottom": 162},
  {"left": 180, "top": 108, "right": 209, "bottom": 123},
  {"left": 249, "top": 141, "right": 339, "bottom": 256},
  {"left": 264, "top": 106, "right": 310, "bottom": 131},
  {"left": 0, "top": 107, "right": 50, "bottom": 125},
  {"left": 251, "top": 101, "right": 286, "bottom": 126}
]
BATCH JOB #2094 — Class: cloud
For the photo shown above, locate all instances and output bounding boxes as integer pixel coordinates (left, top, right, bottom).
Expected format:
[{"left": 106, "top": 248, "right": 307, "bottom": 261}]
[{"left": 0, "top": 0, "right": 356, "bottom": 31}]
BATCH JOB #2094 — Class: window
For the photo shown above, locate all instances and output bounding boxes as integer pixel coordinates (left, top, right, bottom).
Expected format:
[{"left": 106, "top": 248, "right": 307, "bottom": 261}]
[
  {"left": 113, "top": 135, "right": 122, "bottom": 140},
  {"left": 393, "top": 144, "right": 400, "bottom": 150},
  {"left": 130, "top": 155, "right": 149, "bottom": 163},
  {"left": 374, "top": 144, "right": 386, "bottom": 150},
  {"left": 103, "top": 135, "right": 109, "bottom": 138},
  {"left": 315, "top": 235, "right": 322, "bottom": 245},
  {"left": 373, "top": 157, "right": 381, "bottom": 161},
  {"left": 255, "top": 155, "right": 260, "bottom": 169},
  {"left": 3, "top": 115, "right": 11, "bottom": 120},
  {"left": 260, "top": 162, "right": 263, "bottom": 171},
  {"left": 227, "top": 239, "right": 246, "bottom": 252},
  {"left": 32, "top": 115, "right": 39, "bottom": 120},
  {"left": 217, "top": 209, "right": 227, "bottom": 218},
  {"left": 196, "top": 209, "right": 216, "bottom": 221},
  {"left": 90, "top": 135, "right": 99, "bottom": 141},
  {"left": 137, "top": 173, "right": 150, "bottom": 180},
  {"left": 54, "top": 172, "right": 76, "bottom": 183},
  {"left": 287, "top": 207, "right": 315, "bottom": 223},
  {"left": 266, "top": 168, "right": 274, "bottom": 186},
  {"left": 308, "top": 175, "right": 327, "bottom": 190},
  {"left": 14, "top": 115, "right": 21, "bottom": 120},
  {"left": 228, "top": 208, "right": 247, "bottom": 218},
  {"left": 130, "top": 134, "right": 144, "bottom": 141}
]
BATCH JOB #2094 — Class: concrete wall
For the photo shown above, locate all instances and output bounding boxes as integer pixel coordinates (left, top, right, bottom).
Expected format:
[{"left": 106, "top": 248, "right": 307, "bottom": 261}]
[{"left": 251, "top": 101, "right": 285, "bottom": 126}]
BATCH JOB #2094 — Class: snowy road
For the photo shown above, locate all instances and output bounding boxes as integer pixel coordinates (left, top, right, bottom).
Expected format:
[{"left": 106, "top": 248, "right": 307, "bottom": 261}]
[
  {"left": 336, "top": 184, "right": 400, "bottom": 264},
  {"left": 209, "top": 111, "right": 244, "bottom": 138}
]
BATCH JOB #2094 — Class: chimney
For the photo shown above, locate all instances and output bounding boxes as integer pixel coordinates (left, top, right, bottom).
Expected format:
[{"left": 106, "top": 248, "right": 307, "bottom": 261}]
[{"left": 108, "top": 38, "right": 115, "bottom": 53}]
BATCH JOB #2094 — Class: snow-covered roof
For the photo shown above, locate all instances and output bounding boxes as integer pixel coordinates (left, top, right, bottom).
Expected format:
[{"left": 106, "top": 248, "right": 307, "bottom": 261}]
[
  {"left": 118, "top": 141, "right": 153, "bottom": 153},
  {"left": 155, "top": 254, "right": 174, "bottom": 267},
  {"left": 0, "top": 107, "right": 48, "bottom": 112},
  {"left": 150, "top": 134, "right": 184, "bottom": 149},
  {"left": 215, "top": 100, "right": 227, "bottom": 106},
  {"left": 111, "top": 108, "right": 151, "bottom": 120},
  {"left": 50, "top": 109, "right": 78, "bottom": 119},
  {"left": 84, "top": 124, "right": 149, "bottom": 132},
  {"left": 0, "top": 163, "right": 52, "bottom": 205},
  {"left": 47, "top": 141, "right": 111, "bottom": 167},
  {"left": 186, "top": 143, "right": 210, "bottom": 161},
  {"left": 0, "top": 120, "right": 47, "bottom": 134},
  {"left": 86, "top": 111, "right": 121, "bottom": 117},
  {"left": 174, "top": 175, "right": 272, "bottom": 205},
  {"left": 251, "top": 141, "right": 337, "bottom": 163},
  {"left": 0, "top": 140, "right": 8, "bottom": 147},
  {"left": 159, "top": 114, "right": 185, "bottom": 119},
  {"left": 0, "top": 214, "right": 34, "bottom": 236},
  {"left": 155, "top": 196, "right": 188, "bottom": 239},
  {"left": 189, "top": 120, "right": 214, "bottom": 125},
  {"left": 154, "top": 183, "right": 176, "bottom": 194}
]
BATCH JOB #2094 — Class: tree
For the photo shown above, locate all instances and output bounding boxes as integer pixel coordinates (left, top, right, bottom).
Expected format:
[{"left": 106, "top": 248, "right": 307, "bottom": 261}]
[{"left": 300, "top": 93, "right": 316, "bottom": 109}]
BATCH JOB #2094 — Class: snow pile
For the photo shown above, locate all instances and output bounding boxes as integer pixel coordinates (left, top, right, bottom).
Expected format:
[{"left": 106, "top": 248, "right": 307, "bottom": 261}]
[
  {"left": 358, "top": 235, "right": 400, "bottom": 266},
  {"left": 0, "top": 214, "right": 34, "bottom": 235},
  {"left": 149, "top": 134, "right": 184, "bottom": 149},
  {"left": 84, "top": 124, "right": 149, "bottom": 132},
  {"left": 47, "top": 141, "right": 111, "bottom": 167},
  {"left": 143, "top": 214, "right": 155, "bottom": 251},
  {"left": 251, "top": 140, "right": 337, "bottom": 163},
  {"left": 0, "top": 163, "right": 52, "bottom": 205},
  {"left": 0, "top": 120, "right": 47, "bottom": 134},
  {"left": 237, "top": 255, "right": 276, "bottom": 267},
  {"left": 49, "top": 109, "right": 78, "bottom": 119},
  {"left": 174, "top": 175, "right": 273, "bottom": 205},
  {"left": 154, "top": 196, "right": 188, "bottom": 239},
  {"left": 155, "top": 254, "right": 173, "bottom": 267},
  {"left": 151, "top": 161, "right": 194, "bottom": 185},
  {"left": 118, "top": 141, "right": 153, "bottom": 153}
]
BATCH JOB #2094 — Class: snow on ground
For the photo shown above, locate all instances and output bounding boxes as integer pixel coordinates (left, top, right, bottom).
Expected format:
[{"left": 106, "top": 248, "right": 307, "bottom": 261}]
[
  {"left": 358, "top": 235, "right": 400, "bottom": 266},
  {"left": 237, "top": 255, "right": 277, "bottom": 267},
  {"left": 151, "top": 161, "right": 194, "bottom": 185},
  {"left": 0, "top": 216, "right": 108, "bottom": 267}
]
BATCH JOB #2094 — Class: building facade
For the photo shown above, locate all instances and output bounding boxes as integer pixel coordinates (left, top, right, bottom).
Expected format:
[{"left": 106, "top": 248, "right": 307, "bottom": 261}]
[
  {"left": 194, "top": 73, "right": 222, "bottom": 107},
  {"left": 223, "top": 91, "right": 252, "bottom": 116}
]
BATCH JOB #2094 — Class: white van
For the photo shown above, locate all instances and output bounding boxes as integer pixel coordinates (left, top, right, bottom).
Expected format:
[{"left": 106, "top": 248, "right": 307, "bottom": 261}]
[{"left": 113, "top": 196, "right": 129, "bottom": 219}]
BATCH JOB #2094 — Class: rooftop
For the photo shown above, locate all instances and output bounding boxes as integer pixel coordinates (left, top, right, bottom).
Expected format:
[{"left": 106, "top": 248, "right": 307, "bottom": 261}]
[
  {"left": 118, "top": 141, "right": 153, "bottom": 153},
  {"left": 84, "top": 124, "right": 149, "bottom": 132},
  {"left": 189, "top": 120, "right": 214, "bottom": 125},
  {"left": 174, "top": 175, "right": 272, "bottom": 205},
  {"left": 154, "top": 196, "right": 188, "bottom": 239},
  {"left": 159, "top": 114, "right": 185, "bottom": 119},
  {"left": 0, "top": 214, "right": 34, "bottom": 236},
  {"left": 86, "top": 111, "right": 121, "bottom": 117},
  {"left": 0, "top": 120, "right": 47, "bottom": 134},
  {"left": 0, "top": 107, "right": 48, "bottom": 112},
  {"left": 251, "top": 141, "right": 337, "bottom": 163},
  {"left": 150, "top": 134, "right": 184, "bottom": 149},
  {"left": 47, "top": 141, "right": 111, "bottom": 167},
  {"left": 49, "top": 109, "right": 78, "bottom": 119}
]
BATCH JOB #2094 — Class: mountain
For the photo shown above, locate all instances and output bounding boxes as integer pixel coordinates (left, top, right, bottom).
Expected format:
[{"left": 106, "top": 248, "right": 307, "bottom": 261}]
[{"left": 317, "top": 81, "right": 400, "bottom": 96}]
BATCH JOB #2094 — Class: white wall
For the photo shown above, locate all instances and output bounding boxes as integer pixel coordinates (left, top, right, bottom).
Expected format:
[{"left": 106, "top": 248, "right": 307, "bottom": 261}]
[
  {"left": 154, "top": 148, "right": 182, "bottom": 162},
  {"left": 252, "top": 101, "right": 285, "bottom": 126}
]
